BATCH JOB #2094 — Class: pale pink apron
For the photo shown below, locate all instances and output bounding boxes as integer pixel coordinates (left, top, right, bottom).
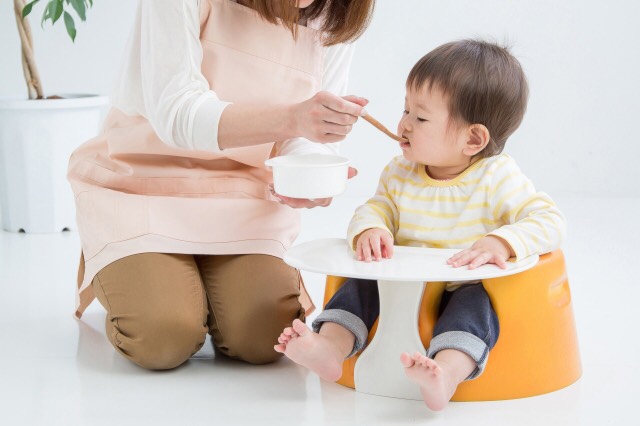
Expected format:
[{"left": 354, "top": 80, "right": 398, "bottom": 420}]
[{"left": 68, "top": 0, "right": 322, "bottom": 319}]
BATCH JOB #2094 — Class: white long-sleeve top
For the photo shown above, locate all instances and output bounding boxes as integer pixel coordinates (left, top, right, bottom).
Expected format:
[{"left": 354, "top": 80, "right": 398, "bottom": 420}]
[
  {"left": 110, "top": 0, "right": 355, "bottom": 155},
  {"left": 347, "top": 154, "right": 567, "bottom": 262}
]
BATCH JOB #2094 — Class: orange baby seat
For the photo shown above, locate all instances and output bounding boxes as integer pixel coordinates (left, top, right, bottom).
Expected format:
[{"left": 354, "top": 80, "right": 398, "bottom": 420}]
[{"left": 322, "top": 250, "right": 581, "bottom": 401}]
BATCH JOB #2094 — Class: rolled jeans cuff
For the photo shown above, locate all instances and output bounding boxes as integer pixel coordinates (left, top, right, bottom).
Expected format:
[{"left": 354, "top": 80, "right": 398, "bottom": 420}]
[
  {"left": 426, "top": 331, "right": 489, "bottom": 380},
  {"left": 312, "top": 309, "right": 368, "bottom": 358}
]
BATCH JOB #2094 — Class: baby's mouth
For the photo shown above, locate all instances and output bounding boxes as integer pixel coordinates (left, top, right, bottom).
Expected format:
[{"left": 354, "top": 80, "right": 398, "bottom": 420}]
[{"left": 400, "top": 136, "right": 411, "bottom": 148}]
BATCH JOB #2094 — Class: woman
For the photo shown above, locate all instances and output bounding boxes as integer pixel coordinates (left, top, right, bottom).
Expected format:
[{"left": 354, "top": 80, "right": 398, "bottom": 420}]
[{"left": 67, "top": 0, "right": 374, "bottom": 370}]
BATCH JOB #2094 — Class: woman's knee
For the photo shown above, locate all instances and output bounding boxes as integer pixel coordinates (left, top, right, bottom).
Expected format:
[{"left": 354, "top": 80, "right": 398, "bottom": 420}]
[
  {"left": 107, "top": 315, "right": 208, "bottom": 370},
  {"left": 219, "top": 335, "right": 282, "bottom": 365},
  {"left": 203, "top": 254, "right": 304, "bottom": 364},
  {"left": 223, "top": 336, "right": 283, "bottom": 365},
  {"left": 216, "top": 299, "right": 304, "bottom": 365},
  {"left": 93, "top": 253, "right": 208, "bottom": 369}
]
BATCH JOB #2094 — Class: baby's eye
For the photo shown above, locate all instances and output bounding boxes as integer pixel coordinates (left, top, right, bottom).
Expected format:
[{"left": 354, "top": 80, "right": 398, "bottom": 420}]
[{"left": 417, "top": 117, "right": 428, "bottom": 122}]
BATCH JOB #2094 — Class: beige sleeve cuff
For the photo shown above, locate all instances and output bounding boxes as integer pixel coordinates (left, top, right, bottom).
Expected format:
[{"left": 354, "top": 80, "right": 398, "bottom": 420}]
[{"left": 487, "top": 228, "right": 527, "bottom": 261}]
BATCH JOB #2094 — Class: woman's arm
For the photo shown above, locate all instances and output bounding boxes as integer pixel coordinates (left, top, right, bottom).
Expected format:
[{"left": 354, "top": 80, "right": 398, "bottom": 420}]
[
  {"left": 129, "top": 0, "right": 364, "bottom": 153},
  {"left": 267, "top": 42, "right": 367, "bottom": 208},
  {"left": 117, "top": 0, "right": 230, "bottom": 152},
  {"left": 218, "top": 92, "right": 366, "bottom": 150},
  {"left": 274, "top": 42, "right": 363, "bottom": 156}
]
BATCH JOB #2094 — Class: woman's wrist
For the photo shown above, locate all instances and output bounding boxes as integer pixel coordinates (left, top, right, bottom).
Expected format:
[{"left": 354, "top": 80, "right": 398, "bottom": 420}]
[
  {"left": 283, "top": 102, "right": 300, "bottom": 140},
  {"left": 218, "top": 103, "right": 299, "bottom": 150}
]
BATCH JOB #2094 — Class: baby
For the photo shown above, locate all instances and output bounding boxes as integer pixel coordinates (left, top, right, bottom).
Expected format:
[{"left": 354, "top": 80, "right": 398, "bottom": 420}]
[{"left": 274, "top": 39, "right": 566, "bottom": 410}]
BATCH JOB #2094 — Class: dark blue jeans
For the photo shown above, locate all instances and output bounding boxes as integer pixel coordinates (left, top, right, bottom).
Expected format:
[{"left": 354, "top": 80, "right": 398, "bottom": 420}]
[{"left": 312, "top": 278, "right": 500, "bottom": 379}]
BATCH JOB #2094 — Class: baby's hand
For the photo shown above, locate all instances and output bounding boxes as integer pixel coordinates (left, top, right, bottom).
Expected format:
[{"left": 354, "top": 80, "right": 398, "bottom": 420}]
[
  {"left": 447, "top": 236, "right": 513, "bottom": 270},
  {"left": 355, "top": 228, "right": 394, "bottom": 262}
]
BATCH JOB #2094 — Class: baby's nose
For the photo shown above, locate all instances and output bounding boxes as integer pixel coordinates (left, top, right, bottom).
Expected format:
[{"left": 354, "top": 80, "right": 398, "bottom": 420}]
[{"left": 399, "top": 116, "right": 411, "bottom": 132}]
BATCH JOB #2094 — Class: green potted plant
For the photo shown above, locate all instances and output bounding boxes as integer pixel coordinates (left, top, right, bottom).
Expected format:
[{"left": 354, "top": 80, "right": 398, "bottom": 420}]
[{"left": 0, "top": 0, "right": 109, "bottom": 233}]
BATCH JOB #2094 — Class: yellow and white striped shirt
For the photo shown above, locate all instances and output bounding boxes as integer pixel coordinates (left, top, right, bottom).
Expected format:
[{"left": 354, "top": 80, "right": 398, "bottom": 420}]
[{"left": 347, "top": 154, "right": 566, "bottom": 261}]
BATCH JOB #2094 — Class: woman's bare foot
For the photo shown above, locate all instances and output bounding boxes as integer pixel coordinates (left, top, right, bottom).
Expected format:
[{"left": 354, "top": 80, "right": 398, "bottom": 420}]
[
  {"left": 400, "top": 351, "right": 456, "bottom": 411},
  {"left": 274, "top": 319, "right": 345, "bottom": 382}
]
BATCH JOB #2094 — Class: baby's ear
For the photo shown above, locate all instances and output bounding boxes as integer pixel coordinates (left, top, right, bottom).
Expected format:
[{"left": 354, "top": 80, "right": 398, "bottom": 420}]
[{"left": 464, "top": 124, "right": 490, "bottom": 156}]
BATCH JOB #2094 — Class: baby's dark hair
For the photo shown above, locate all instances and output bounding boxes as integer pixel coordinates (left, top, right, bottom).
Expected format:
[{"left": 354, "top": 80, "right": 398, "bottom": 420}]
[{"left": 407, "top": 39, "right": 529, "bottom": 158}]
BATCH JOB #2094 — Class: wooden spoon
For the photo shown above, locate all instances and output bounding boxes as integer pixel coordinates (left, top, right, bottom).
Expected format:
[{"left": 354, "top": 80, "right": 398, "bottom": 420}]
[{"left": 362, "top": 114, "right": 408, "bottom": 142}]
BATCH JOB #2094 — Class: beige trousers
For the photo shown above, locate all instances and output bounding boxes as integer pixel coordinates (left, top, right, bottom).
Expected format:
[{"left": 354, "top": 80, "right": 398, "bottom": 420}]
[{"left": 92, "top": 253, "right": 305, "bottom": 370}]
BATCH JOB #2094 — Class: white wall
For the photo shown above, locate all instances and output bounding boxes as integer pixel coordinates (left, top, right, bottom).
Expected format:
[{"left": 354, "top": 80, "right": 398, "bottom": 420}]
[{"left": 2, "top": 0, "right": 638, "bottom": 198}]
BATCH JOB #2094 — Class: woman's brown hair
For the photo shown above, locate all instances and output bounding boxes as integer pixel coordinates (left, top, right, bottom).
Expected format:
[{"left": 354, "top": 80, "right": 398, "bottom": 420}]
[
  {"left": 407, "top": 39, "right": 529, "bottom": 159},
  {"left": 245, "top": 0, "right": 375, "bottom": 46}
]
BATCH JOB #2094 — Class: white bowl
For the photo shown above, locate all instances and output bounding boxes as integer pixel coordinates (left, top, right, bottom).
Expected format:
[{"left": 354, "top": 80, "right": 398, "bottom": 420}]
[{"left": 265, "top": 154, "right": 350, "bottom": 199}]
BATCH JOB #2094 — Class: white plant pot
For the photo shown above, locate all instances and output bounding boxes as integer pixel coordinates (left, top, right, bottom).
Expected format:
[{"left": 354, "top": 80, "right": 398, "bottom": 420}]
[{"left": 0, "top": 94, "right": 109, "bottom": 233}]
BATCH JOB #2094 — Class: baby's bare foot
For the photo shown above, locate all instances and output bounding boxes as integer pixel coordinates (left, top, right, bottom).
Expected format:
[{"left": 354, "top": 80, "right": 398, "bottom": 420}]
[
  {"left": 274, "top": 319, "right": 344, "bottom": 382},
  {"left": 400, "top": 351, "right": 453, "bottom": 411}
]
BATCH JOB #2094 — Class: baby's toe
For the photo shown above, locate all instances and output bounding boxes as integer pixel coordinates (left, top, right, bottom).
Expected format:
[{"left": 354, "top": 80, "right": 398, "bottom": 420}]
[
  {"left": 400, "top": 352, "right": 415, "bottom": 367},
  {"left": 283, "top": 327, "right": 294, "bottom": 336}
]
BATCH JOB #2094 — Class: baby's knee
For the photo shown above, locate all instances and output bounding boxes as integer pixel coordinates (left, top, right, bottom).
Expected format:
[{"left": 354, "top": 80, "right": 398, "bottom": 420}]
[{"left": 108, "top": 316, "right": 207, "bottom": 370}]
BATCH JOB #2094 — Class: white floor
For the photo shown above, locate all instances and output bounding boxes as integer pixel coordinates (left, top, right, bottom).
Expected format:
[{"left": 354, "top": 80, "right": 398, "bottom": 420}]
[{"left": 0, "top": 196, "right": 638, "bottom": 425}]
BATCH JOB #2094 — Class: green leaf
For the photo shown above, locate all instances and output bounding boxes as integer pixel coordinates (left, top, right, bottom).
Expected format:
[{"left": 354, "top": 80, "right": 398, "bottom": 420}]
[
  {"left": 21, "top": 0, "right": 40, "bottom": 18},
  {"left": 40, "top": 3, "right": 50, "bottom": 28},
  {"left": 69, "top": 0, "right": 86, "bottom": 21},
  {"left": 48, "top": 0, "right": 64, "bottom": 25},
  {"left": 63, "top": 11, "right": 76, "bottom": 42}
]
